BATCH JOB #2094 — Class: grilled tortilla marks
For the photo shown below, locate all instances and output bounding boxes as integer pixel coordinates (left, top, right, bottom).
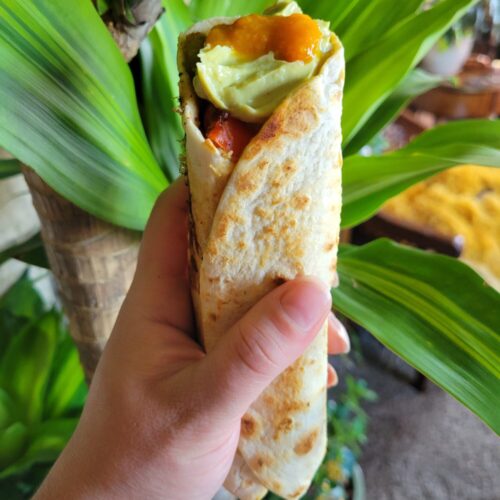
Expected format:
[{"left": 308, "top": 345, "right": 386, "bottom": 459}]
[{"left": 294, "top": 428, "right": 319, "bottom": 455}]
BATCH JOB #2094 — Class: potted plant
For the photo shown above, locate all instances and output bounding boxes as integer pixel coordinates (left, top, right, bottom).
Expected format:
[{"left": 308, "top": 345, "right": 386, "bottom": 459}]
[
  {"left": 0, "top": 273, "right": 86, "bottom": 498},
  {"left": 421, "top": 5, "right": 478, "bottom": 76}
]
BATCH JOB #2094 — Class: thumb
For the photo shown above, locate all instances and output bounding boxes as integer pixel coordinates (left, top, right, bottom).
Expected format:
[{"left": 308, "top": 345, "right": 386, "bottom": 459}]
[{"left": 199, "top": 277, "right": 331, "bottom": 423}]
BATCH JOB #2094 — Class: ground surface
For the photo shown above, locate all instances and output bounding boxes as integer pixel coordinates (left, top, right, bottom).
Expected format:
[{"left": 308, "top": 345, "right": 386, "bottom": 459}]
[{"left": 343, "top": 359, "right": 500, "bottom": 500}]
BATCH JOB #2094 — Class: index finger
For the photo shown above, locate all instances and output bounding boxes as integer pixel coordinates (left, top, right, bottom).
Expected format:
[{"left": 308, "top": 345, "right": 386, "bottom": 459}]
[{"left": 129, "top": 178, "right": 194, "bottom": 333}]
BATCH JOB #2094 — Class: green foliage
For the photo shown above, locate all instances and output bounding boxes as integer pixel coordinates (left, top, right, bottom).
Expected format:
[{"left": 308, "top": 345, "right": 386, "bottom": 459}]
[
  {"left": 189, "top": 0, "right": 274, "bottom": 19},
  {"left": 343, "top": 69, "right": 446, "bottom": 156},
  {"left": 0, "top": 0, "right": 167, "bottom": 230},
  {"left": 310, "top": 377, "right": 376, "bottom": 498},
  {"left": 140, "top": 0, "right": 191, "bottom": 180},
  {"left": 335, "top": 240, "right": 500, "bottom": 434},
  {"left": 342, "top": 0, "right": 479, "bottom": 146},
  {"left": 0, "top": 159, "right": 20, "bottom": 180},
  {"left": 325, "top": 377, "right": 377, "bottom": 460},
  {"left": 0, "top": 234, "right": 49, "bottom": 270},
  {"left": 342, "top": 119, "right": 500, "bottom": 228},
  {"left": 308, "top": 0, "right": 425, "bottom": 62},
  {"left": 0, "top": 274, "right": 86, "bottom": 495}
]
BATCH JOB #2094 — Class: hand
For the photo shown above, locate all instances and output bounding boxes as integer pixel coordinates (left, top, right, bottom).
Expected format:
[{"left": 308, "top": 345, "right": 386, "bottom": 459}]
[{"left": 35, "top": 179, "right": 350, "bottom": 500}]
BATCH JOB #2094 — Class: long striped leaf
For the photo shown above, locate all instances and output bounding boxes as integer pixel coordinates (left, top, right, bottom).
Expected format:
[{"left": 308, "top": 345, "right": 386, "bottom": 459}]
[
  {"left": 341, "top": 120, "right": 500, "bottom": 228},
  {"left": 0, "top": 233, "right": 48, "bottom": 269},
  {"left": 0, "top": 160, "right": 20, "bottom": 180},
  {"left": 344, "top": 69, "right": 446, "bottom": 156},
  {"left": 302, "top": 0, "right": 364, "bottom": 33},
  {"left": 140, "top": 0, "right": 191, "bottom": 180},
  {"left": 0, "top": 0, "right": 166, "bottom": 230},
  {"left": 335, "top": 240, "right": 500, "bottom": 433},
  {"left": 310, "top": 0, "right": 425, "bottom": 61},
  {"left": 189, "top": 0, "right": 274, "bottom": 19},
  {"left": 343, "top": 0, "right": 479, "bottom": 145}
]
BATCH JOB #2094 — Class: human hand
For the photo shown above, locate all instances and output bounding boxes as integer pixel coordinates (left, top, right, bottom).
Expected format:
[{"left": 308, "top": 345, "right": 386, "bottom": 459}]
[{"left": 35, "top": 179, "right": 350, "bottom": 500}]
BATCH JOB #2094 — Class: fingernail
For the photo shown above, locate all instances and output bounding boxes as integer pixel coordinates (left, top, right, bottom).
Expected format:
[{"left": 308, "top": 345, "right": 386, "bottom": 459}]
[
  {"left": 281, "top": 278, "right": 331, "bottom": 331},
  {"left": 330, "top": 313, "right": 351, "bottom": 353},
  {"left": 337, "top": 321, "right": 350, "bottom": 353}
]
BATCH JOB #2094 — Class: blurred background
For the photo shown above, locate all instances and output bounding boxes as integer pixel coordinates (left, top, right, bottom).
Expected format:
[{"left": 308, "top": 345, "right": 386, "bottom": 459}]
[{"left": 0, "top": 0, "right": 499, "bottom": 499}]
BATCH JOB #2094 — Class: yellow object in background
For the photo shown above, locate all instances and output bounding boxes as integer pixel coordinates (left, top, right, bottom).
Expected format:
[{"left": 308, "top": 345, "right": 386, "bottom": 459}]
[{"left": 383, "top": 165, "right": 500, "bottom": 290}]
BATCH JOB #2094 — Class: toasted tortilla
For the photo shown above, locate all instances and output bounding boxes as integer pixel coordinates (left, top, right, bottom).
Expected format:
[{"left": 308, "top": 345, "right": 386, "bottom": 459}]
[{"left": 178, "top": 17, "right": 344, "bottom": 500}]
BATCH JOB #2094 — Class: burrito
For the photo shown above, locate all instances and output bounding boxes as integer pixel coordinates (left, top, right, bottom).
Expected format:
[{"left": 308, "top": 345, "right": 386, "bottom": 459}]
[{"left": 178, "top": 1, "right": 344, "bottom": 498}]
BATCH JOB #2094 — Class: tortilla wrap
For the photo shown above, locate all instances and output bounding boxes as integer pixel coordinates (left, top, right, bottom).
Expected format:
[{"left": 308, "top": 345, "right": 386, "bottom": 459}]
[{"left": 178, "top": 17, "right": 344, "bottom": 500}]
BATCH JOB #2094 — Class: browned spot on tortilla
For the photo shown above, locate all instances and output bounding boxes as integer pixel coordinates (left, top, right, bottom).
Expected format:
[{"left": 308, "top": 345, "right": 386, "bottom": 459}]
[
  {"left": 257, "top": 160, "right": 269, "bottom": 170},
  {"left": 294, "top": 428, "right": 319, "bottom": 455},
  {"left": 241, "top": 416, "right": 257, "bottom": 438},
  {"left": 283, "top": 160, "right": 297, "bottom": 175},
  {"left": 271, "top": 180, "right": 281, "bottom": 188},
  {"left": 237, "top": 240, "right": 246, "bottom": 250},
  {"left": 254, "top": 206, "right": 269, "bottom": 218},
  {"left": 263, "top": 225, "right": 274, "bottom": 235},
  {"left": 264, "top": 359, "right": 309, "bottom": 438},
  {"left": 215, "top": 213, "right": 243, "bottom": 239},
  {"left": 273, "top": 416, "right": 293, "bottom": 440},
  {"left": 236, "top": 172, "right": 256, "bottom": 193},
  {"left": 290, "top": 486, "right": 307, "bottom": 498},
  {"left": 292, "top": 194, "right": 310, "bottom": 210},
  {"left": 324, "top": 241, "right": 335, "bottom": 252},
  {"left": 257, "top": 118, "right": 279, "bottom": 142},
  {"left": 251, "top": 454, "right": 273, "bottom": 470},
  {"left": 216, "top": 214, "right": 230, "bottom": 239},
  {"left": 272, "top": 481, "right": 283, "bottom": 494}
]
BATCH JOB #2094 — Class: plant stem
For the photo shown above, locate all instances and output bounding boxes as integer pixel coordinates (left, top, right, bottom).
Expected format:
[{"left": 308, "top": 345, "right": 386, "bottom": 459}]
[{"left": 95, "top": 0, "right": 164, "bottom": 61}]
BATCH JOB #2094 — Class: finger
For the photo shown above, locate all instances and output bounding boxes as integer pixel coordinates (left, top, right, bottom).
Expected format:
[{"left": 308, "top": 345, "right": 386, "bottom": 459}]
[
  {"left": 128, "top": 178, "right": 193, "bottom": 333},
  {"left": 327, "top": 312, "right": 350, "bottom": 354},
  {"left": 198, "top": 277, "right": 332, "bottom": 423},
  {"left": 327, "top": 364, "right": 338, "bottom": 388}
]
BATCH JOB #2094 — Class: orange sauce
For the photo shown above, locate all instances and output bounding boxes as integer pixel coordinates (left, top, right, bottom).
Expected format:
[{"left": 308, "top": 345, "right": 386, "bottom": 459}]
[{"left": 205, "top": 13, "right": 322, "bottom": 63}]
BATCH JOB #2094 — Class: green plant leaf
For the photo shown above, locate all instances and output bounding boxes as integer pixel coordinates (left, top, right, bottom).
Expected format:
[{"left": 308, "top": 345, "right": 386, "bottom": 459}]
[
  {"left": 140, "top": 0, "right": 191, "bottom": 181},
  {"left": 335, "top": 240, "right": 500, "bottom": 433},
  {"left": 0, "top": 271, "right": 44, "bottom": 320},
  {"left": 0, "top": 233, "right": 48, "bottom": 269},
  {"left": 0, "top": 159, "right": 20, "bottom": 180},
  {"left": 44, "top": 332, "right": 86, "bottom": 419},
  {"left": 94, "top": 0, "right": 110, "bottom": 15},
  {"left": 344, "top": 69, "right": 446, "bottom": 156},
  {"left": 189, "top": 0, "right": 274, "bottom": 19},
  {"left": 0, "top": 418, "right": 78, "bottom": 478},
  {"left": 342, "top": 0, "right": 479, "bottom": 145},
  {"left": 0, "top": 422, "right": 28, "bottom": 470},
  {"left": 316, "top": 0, "right": 425, "bottom": 61},
  {"left": 301, "top": 0, "right": 364, "bottom": 33},
  {"left": 0, "top": 0, "right": 167, "bottom": 230},
  {"left": 0, "top": 389, "right": 17, "bottom": 431},
  {"left": 341, "top": 119, "right": 500, "bottom": 228},
  {"left": 0, "top": 312, "right": 59, "bottom": 425}
]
